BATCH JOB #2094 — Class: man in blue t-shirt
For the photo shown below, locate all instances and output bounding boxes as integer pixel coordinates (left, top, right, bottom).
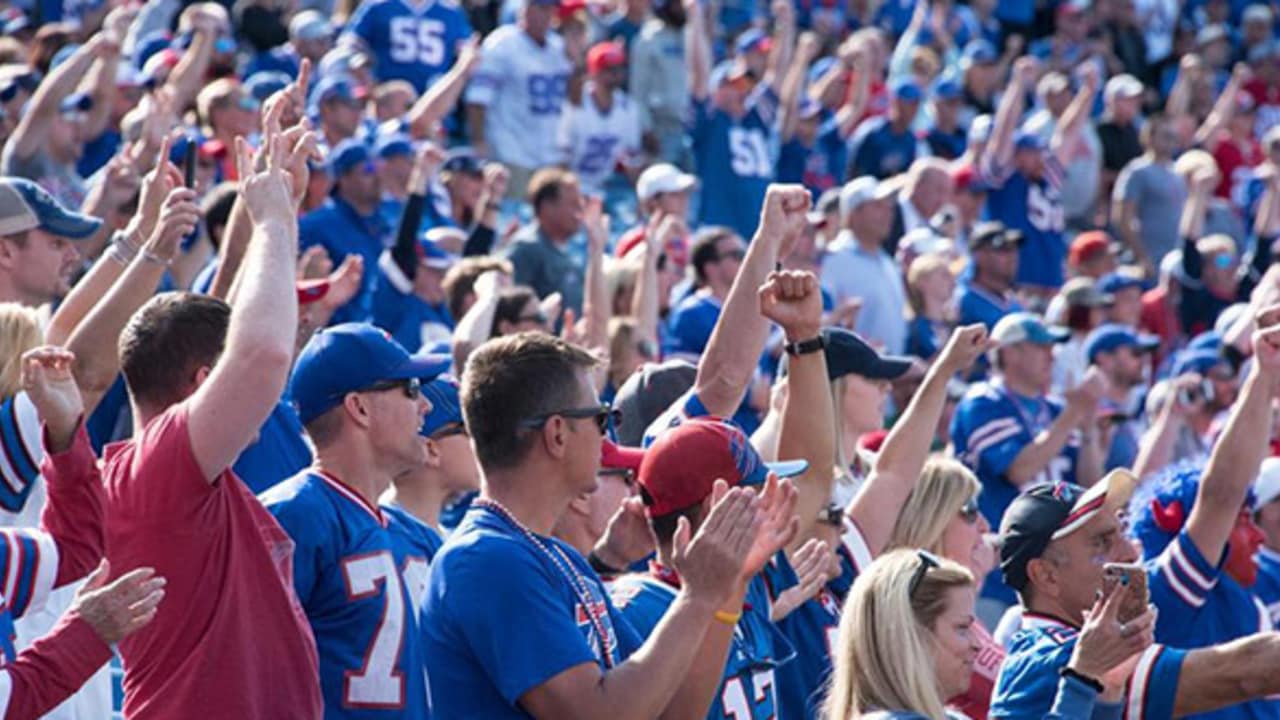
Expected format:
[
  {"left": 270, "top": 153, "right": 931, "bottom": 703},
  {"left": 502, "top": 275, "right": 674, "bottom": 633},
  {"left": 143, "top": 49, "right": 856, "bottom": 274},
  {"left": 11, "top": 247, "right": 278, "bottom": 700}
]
[
  {"left": 951, "top": 312, "right": 1104, "bottom": 615},
  {"left": 664, "top": 227, "right": 745, "bottom": 359},
  {"left": 421, "top": 332, "right": 796, "bottom": 718},
  {"left": 685, "top": 0, "right": 787, "bottom": 240},
  {"left": 956, "top": 221, "right": 1024, "bottom": 332},
  {"left": 980, "top": 58, "right": 1098, "bottom": 295},
  {"left": 342, "top": 0, "right": 473, "bottom": 94},
  {"left": 847, "top": 77, "right": 925, "bottom": 180}
]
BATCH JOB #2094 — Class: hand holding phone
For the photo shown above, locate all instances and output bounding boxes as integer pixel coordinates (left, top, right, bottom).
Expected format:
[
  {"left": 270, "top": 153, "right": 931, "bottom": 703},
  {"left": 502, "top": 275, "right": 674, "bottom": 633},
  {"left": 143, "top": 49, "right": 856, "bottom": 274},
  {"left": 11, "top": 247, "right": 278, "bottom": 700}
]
[
  {"left": 1103, "top": 562, "right": 1149, "bottom": 624},
  {"left": 183, "top": 139, "right": 197, "bottom": 188}
]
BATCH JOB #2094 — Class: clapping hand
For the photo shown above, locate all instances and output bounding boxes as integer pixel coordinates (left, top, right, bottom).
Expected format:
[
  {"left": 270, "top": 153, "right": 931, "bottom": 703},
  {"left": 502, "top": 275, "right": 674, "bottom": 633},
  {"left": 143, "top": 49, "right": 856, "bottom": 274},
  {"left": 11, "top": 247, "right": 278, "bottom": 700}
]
[
  {"left": 672, "top": 481, "right": 761, "bottom": 610},
  {"left": 21, "top": 346, "right": 82, "bottom": 452},
  {"left": 770, "top": 538, "right": 831, "bottom": 621}
]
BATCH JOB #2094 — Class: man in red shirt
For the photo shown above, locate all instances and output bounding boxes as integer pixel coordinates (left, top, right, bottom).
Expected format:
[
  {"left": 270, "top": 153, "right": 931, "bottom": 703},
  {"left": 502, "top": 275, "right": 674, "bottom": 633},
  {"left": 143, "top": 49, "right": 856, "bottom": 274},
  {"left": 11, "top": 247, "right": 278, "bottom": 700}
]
[{"left": 102, "top": 128, "right": 322, "bottom": 717}]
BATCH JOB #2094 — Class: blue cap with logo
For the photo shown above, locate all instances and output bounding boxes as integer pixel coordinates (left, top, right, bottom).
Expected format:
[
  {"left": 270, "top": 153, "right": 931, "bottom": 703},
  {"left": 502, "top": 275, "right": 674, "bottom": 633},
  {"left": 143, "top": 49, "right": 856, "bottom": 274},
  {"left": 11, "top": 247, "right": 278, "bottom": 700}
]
[
  {"left": 420, "top": 375, "right": 463, "bottom": 437},
  {"left": 328, "top": 138, "right": 373, "bottom": 177},
  {"left": 891, "top": 76, "right": 923, "bottom": 101},
  {"left": 933, "top": 76, "right": 962, "bottom": 100},
  {"left": 962, "top": 39, "right": 998, "bottom": 65},
  {"left": 290, "top": 323, "right": 451, "bottom": 425},
  {"left": 1084, "top": 324, "right": 1160, "bottom": 363},
  {"left": 1013, "top": 128, "right": 1046, "bottom": 152},
  {"left": 245, "top": 71, "right": 292, "bottom": 102},
  {"left": 374, "top": 133, "right": 414, "bottom": 159},
  {"left": 1171, "top": 348, "right": 1230, "bottom": 377},
  {"left": 0, "top": 178, "right": 101, "bottom": 239}
]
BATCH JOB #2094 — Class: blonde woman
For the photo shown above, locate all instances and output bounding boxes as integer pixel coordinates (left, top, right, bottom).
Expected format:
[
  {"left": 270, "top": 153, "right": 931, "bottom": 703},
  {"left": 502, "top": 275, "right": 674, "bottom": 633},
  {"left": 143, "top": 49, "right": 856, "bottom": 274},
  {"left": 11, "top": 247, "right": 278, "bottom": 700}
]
[
  {"left": 823, "top": 549, "right": 1148, "bottom": 720},
  {"left": 905, "top": 253, "right": 955, "bottom": 362},
  {"left": 0, "top": 303, "right": 46, "bottom": 519}
]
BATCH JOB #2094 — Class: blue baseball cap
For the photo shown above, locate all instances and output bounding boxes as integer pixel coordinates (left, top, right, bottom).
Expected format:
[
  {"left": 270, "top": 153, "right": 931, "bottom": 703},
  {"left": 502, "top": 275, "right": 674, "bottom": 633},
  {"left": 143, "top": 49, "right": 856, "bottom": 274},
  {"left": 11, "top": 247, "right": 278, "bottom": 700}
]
[
  {"left": 992, "top": 311, "right": 1070, "bottom": 347},
  {"left": 318, "top": 46, "right": 372, "bottom": 79},
  {"left": 808, "top": 56, "right": 837, "bottom": 85},
  {"left": 374, "top": 133, "right": 414, "bottom": 159},
  {"left": 962, "top": 39, "right": 998, "bottom": 65},
  {"left": 134, "top": 31, "right": 174, "bottom": 69},
  {"left": 1171, "top": 348, "right": 1230, "bottom": 377},
  {"left": 290, "top": 323, "right": 451, "bottom": 425},
  {"left": 1097, "top": 271, "right": 1145, "bottom": 295},
  {"left": 709, "top": 60, "right": 751, "bottom": 89},
  {"left": 933, "top": 76, "right": 962, "bottom": 100},
  {"left": 735, "top": 28, "right": 772, "bottom": 55},
  {"left": 418, "top": 234, "right": 459, "bottom": 270},
  {"left": 1013, "top": 129, "right": 1045, "bottom": 152},
  {"left": 58, "top": 92, "right": 92, "bottom": 115},
  {"left": 1084, "top": 324, "right": 1159, "bottom": 363},
  {"left": 328, "top": 139, "right": 373, "bottom": 177},
  {"left": 310, "top": 75, "right": 364, "bottom": 111},
  {"left": 797, "top": 97, "right": 823, "bottom": 119},
  {"left": 891, "top": 77, "right": 923, "bottom": 102},
  {"left": 244, "top": 71, "right": 292, "bottom": 102},
  {"left": 0, "top": 178, "right": 102, "bottom": 239},
  {"left": 420, "top": 375, "right": 463, "bottom": 437},
  {"left": 1187, "top": 330, "right": 1222, "bottom": 353}
]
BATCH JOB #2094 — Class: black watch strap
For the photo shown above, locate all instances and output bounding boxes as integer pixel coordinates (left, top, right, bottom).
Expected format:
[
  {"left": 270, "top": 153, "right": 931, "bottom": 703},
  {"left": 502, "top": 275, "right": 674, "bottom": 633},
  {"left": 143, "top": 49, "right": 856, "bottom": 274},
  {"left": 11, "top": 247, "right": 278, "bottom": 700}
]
[
  {"left": 1060, "top": 666, "right": 1104, "bottom": 694},
  {"left": 588, "top": 550, "right": 622, "bottom": 576},
  {"left": 784, "top": 335, "right": 826, "bottom": 357}
]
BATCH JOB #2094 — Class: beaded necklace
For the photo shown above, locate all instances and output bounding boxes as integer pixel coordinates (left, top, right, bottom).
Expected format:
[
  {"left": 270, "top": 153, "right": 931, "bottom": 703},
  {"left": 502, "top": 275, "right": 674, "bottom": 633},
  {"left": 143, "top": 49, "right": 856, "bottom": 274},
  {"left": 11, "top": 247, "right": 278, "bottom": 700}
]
[{"left": 473, "top": 497, "right": 615, "bottom": 668}]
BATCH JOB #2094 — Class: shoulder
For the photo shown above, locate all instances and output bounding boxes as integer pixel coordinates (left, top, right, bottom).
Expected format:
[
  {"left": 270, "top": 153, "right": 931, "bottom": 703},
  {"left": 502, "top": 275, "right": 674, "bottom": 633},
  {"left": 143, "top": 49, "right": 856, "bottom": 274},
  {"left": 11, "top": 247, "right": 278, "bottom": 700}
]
[
  {"left": 258, "top": 471, "right": 325, "bottom": 511},
  {"left": 483, "top": 25, "right": 520, "bottom": 49}
]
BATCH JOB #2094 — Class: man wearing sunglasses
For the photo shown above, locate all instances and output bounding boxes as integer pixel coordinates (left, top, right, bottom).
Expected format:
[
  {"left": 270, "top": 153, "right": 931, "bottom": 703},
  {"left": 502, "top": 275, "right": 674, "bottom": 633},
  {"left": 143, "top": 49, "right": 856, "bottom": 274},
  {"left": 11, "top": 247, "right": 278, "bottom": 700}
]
[
  {"left": 299, "top": 138, "right": 392, "bottom": 324},
  {"left": 262, "top": 322, "right": 450, "bottom": 719}
]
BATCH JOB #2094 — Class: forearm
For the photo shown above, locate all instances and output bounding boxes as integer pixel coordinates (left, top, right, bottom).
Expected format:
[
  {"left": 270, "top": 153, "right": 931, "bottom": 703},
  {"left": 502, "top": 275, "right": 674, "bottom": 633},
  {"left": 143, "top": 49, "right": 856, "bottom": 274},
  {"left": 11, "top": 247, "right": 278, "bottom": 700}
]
[
  {"left": 393, "top": 193, "right": 427, "bottom": 280},
  {"left": 209, "top": 200, "right": 251, "bottom": 300},
  {"left": 39, "top": 424, "right": 104, "bottom": 588},
  {"left": 583, "top": 247, "right": 609, "bottom": 351},
  {"left": 1074, "top": 427, "right": 1104, "bottom": 487},
  {"left": 778, "top": 347, "right": 834, "bottom": 544},
  {"left": 226, "top": 219, "right": 300, "bottom": 358},
  {"left": 686, "top": 9, "right": 710, "bottom": 99},
  {"left": 410, "top": 64, "right": 471, "bottom": 138},
  {"left": 1176, "top": 633, "right": 1280, "bottom": 716},
  {"left": 1200, "top": 367, "right": 1275, "bottom": 514},
  {"left": 0, "top": 613, "right": 113, "bottom": 720},
  {"left": 1181, "top": 191, "right": 1209, "bottom": 240},
  {"left": 1006, "top": 408, "right": 1083, "bottom": 486},
  {"left": 464, "top": 224, "right": 496, "bottom": 256},
  {"left": 1132, "top": 403, "right": 1182, "bottom": 479},
  {"left": 82, "top": 53, "right": 118, "bottom": 139},
  {"left": 165, "top": 30, "right": 213, "bottom": 111},
  {"left": 631, "top": 253, "right": 660, "bottom": 348},
  {"left": 45, "top": 231, "right": 135, "bottom": 345},
  {"left": 657, "top": 612, "right": 737, "bottom": 720},
  {"left": 985, "top": 83, "right": 1024, "bottom": 172}
]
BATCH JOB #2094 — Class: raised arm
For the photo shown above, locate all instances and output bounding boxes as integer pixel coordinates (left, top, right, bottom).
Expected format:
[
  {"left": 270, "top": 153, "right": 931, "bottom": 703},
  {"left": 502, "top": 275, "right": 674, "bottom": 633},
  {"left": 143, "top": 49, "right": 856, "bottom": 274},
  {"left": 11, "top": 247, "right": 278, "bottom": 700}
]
[
  {"left": 80, "top": 5, "right": 136, "bottom": 140},
  {"left": 8, "top": 38, "right": 108, "bottom": 161},
  {"left": 760, "top": 270, "right": 833, "bottom": 548},
  {"left": 849, "top": 324, "right": 989, "bottom": 555},
  {"left": 685, "top": 0, "right": 711, "bottom": 102},
  {"left": 409, "top": 38, "right": 482, "bottom": 139},
  {"left": 580, "top": 198, "right": 612, "bottom": 361},
  {"left": 1194, "top": 64, "right": 1250, "bottom": 149},
  {"left": 185, "top": 130, "right": 303, "bottom": 482},
  {"left": 763, "top": 0, "right": 795, "bottom": 93},
  {"left": 164, "top": 6, "right": 220, "bottom": 112},
  {"left": 630, "top": 217, "right": 680, "bottom": 349},
  {"left": 982, "top": 56, "right": 1038, "bottom": 177},
  {"left": 1132, "top": 376, "right": 1198, "bottom": 479},
  {"left": 1050, "top": 64, "right": 1099, "bottom": 168},
  {"left": 779, "top": 33, "right": 820, "bottom": 141},
  {"left": 389, "top": 143, "right": 447, "bottom": 280},
  {"left": 1179, "top": 167, "right": 1216, "bottom": 282},
  {"left": 834, "top": 47, "right": 872, "bottom": 138},
  {"left": 694, "top": 185, "right": 810, "bottom": 417},
  {"left": 1184, "top": 307, "right": 1280, "bottom": 565}
]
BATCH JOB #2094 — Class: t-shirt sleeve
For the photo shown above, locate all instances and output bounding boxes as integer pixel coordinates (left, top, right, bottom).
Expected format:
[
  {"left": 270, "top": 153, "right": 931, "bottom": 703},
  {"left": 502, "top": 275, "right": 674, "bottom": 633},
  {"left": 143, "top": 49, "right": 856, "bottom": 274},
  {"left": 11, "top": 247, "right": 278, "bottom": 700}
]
[
  {"left": 111, "top": 404, "right": 216, "bottom": 523},
  {"left": 956, "top": 398, "right": 1030, "bottom": 479},
  {"left": 641, "top": 389, "right": 711, "bottom": 447},
  {"left": 448, "top": 541, "right": 599, "bottom": 704},
  {"left": 0, "top": 392, "right": 44, "bottom": 513},
  {"left": 1148, "top": 530, "right": 1221, "bottom": 643},
  {"left": 0, "top": 527, "right": 58, "bottom": 619},
  {"left": 1123, "top": 645, "right": 1186, "bottom": 720}
]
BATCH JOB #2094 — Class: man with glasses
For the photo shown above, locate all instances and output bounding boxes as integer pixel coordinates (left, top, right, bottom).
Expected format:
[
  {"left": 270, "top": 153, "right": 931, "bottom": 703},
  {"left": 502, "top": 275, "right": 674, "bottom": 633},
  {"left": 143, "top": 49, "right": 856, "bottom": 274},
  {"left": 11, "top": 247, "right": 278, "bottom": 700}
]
[
  {"left": 424, "top": 331, "right": 795, "bottom": 718},
  {"left": 664, "top": 226, "right": 746, "bottom": 360},
  {"left": 300, "top": 139, "right": 392, "bottom": 324},
  {"left": 262, "top": 322, "right": 449, "bottom": 718}
]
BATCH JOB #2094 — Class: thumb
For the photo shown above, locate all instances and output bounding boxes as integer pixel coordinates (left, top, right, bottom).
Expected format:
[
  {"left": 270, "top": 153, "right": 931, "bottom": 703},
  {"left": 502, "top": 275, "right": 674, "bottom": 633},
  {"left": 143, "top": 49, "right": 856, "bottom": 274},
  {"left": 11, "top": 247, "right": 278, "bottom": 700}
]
[
  {"left": 83, "top": 559, "right": 110, "bottom": 592},
  {"left": 671, "top": 516, "right": 692, "bottom": 561}
]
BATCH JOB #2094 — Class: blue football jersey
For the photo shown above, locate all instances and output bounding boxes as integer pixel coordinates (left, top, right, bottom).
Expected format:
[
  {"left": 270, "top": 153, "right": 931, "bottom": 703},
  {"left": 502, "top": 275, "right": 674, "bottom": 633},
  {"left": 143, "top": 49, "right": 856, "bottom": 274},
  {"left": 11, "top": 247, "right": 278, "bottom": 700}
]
[
  {"left": 690, "top": 87, "right": 779, "bottom": 241},
  {"left": 609, "top": 571, "right": 795, "bottom": 720},
  {"left": 951, "top": 380, "right": 1078, "bottom": 603},
  {"left": 423, "top": 506, "right": 643, "bottom": 718},
  {"left": 982, "top": 156, "right": 1067, "bottom": 289},
  {"left": 260, "top": 470, "right": 430, "bottom": 718},
  {"left": 1254, "top": 548, "right": 1280, "bottom": 629},
  {"left": 382, "top": 504, "right": 444, "bottom": 613},
  {"left": 0, "top": 393, "right": 42, "bottom": 514},
  {"left": 955, "top": 281, "right": 1023, "bottom": 332},
  {"left": 345, "top": 0, "right": 474, "bottom": 93},
  {"left": 1142, "top": 530, "right": 1278, "bottom": 720},
  {"left": 992, "top": 612, "right": 1185, "bottom": 720},
  {"left": 0, "top": 528, "right": 58, "bottom": 662}
]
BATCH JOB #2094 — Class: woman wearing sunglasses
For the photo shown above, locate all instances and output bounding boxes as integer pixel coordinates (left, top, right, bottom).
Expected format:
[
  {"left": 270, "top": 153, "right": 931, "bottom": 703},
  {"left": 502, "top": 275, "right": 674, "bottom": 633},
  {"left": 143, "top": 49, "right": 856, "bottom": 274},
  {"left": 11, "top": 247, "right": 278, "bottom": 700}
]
[{"left": 823, "top": 549, "right": 1150, "bottom": 720}]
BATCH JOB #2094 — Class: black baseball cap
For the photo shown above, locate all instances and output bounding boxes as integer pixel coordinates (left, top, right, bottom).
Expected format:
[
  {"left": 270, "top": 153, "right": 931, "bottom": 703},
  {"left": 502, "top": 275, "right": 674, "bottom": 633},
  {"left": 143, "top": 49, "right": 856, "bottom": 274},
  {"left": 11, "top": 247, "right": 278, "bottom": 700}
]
[
  {"left": 823, "top": 327, "right": 913, "bottom": 381},
  {"left": 999, "top": 469, "right": 1137, "bottom": 592},
  {"left": 970, "top": 221, "right": 1024, "bottom": 251},
  {"left": 612, "top": 360, "right": 697, "bottom": 447}
]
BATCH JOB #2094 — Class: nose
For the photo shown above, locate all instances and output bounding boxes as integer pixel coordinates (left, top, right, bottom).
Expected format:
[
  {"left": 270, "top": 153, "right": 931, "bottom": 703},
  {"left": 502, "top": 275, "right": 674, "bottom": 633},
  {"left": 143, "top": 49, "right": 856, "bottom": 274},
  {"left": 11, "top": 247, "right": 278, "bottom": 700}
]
[
  {"left": 417, "top": 394, "right": 432, "bottom": 418},
  {"left": 1116, "top": 539, "right": 1140, "bottom": 564}
]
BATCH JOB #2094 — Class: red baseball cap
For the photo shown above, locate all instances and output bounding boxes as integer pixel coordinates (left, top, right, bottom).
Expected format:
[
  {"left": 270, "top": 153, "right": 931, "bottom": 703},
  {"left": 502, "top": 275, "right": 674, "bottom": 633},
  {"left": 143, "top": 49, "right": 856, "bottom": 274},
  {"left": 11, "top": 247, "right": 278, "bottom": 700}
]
[
  {"left": 587, "top": 42, "right": 626, "bottom": 75},
  {"left": 601, "top": 439, "right": 645, "bottom": 472},
  {"left": 637, "top": 417, "right": 807, "bottom": 517},
  {"left": 1068, "top": 230, "right": 1114, "bottom": 267}
]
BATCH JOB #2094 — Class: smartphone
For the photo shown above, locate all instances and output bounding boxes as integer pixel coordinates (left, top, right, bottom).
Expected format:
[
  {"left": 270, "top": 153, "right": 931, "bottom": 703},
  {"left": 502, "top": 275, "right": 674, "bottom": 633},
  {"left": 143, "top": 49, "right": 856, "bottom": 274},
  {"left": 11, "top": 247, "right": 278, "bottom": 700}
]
[
  {"left": 1103, "top": 562, "right": 1149, "bottom": 623},
  {"left": 183, "top": 138, "right": 197, "bottom": 188}
]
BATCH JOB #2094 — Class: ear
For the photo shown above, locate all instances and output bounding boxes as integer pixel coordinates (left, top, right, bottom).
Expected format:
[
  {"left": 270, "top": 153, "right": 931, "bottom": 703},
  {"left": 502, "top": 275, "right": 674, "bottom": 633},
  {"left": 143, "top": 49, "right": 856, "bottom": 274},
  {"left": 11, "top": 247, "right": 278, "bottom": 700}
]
[
  {"left": 191, "top": 365, "right": 213, "bottom": 390},
  {"left": 424, "top": 437, "right": 443, "bottom": 469},
  {"left": 0, "top": 237, "right": 18, "bottom": 270},
  {"left": 542, "top": 416, "right": 569, "bottom": 460},
  {"left": 1025, "top": 557, "right": 1058, "bottom": 600},
  {"left": 341, "top": 392, "right": 375, "bottom": 430}
]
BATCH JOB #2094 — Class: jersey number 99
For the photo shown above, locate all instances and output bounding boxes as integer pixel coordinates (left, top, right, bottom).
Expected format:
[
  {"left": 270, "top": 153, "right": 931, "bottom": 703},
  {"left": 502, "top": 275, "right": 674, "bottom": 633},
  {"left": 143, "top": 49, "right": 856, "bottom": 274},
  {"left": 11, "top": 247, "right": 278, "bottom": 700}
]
[{"left": 389, "top": 17, "right": 446, "bottom": 66}]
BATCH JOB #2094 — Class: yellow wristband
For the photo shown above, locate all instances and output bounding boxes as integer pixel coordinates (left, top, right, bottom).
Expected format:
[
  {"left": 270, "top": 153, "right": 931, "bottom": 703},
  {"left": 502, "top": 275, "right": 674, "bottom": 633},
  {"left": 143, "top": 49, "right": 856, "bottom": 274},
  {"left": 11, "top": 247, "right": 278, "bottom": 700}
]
[{"left": 713, "top": 610, "right": 742, "bottom": 625}]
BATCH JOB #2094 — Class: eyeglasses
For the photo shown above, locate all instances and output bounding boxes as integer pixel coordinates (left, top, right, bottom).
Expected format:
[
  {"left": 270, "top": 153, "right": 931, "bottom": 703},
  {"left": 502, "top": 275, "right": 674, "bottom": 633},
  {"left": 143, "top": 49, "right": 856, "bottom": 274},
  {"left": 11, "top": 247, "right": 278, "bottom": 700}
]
[
  {"left": 430, "top": 423, "right": 469, "bottom": 440},
  {"left": 520, "top": 404, "right": 619, "bottom": 434},
  {"left": 716, "top": 249, "right": 746, "bottom": 262},
  {"left": 959, "top": 498, "right": 981, "bottom": 525},
  {"left": 598, "top": 467, "right": 635, "bottom": 486},
  {"left": 356, "top": 377, "right": 422, "bottom": 399},
  {"left": 908, "top": 550, "right": 942, "bottom": 599}
]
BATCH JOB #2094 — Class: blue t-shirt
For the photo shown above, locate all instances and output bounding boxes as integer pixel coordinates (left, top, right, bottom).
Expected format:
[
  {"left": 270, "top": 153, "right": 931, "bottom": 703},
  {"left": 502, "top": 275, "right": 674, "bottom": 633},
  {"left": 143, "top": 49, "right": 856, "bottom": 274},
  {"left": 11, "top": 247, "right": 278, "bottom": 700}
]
[
  {"left": 78, "top": 128, "right": 121, "bottom": 178},
  {"left": 609, "top": 571, "right": 794, "bottom": 719},
  {"left": 924, "top": 125, "right": 966, "bottom": 160},
  {"left": 777, "top": 117, "right": 847, "bottom": 198},
  {"left": 1254, "top": 548, "right": 1280, "bottom": 629},
  {"left": 983, "top": 158, "right": 1067, "bottom": 289},
  {"left": 847, "top": 116, "right": 922, "bottom": 180},
  {"left": 956, "top": 281, "right": 1023, "bottom": 331},
  {"left": 371, "top": 257, "right": 454, "bottom": 354},
  {"left": 992, "top": 612, "right": 1185, "bottom": 719},
  {"left": 663, "top": 293, "right": 722, "bottom": 358},
  {"left": 245, "top": 47, "right": 301, "bottom": 78},
  {"left": 423, "top": 505, "right": 643, "bottom": 718},
  {"left": 260, "top": 470, "right": 432, "bottom": 718},
  {"left": 690, "top": 87, "right": 778, "bottom": 240},
  {"left": 951, "top": 380, "right": 1079, "bottom": 602},
  {"left": 299, "top": 196, "right": 393, "bottom": 324},
  {"left": 346, "top": 0, "right": 474, "bottom": 93},
  {"left": 233, "top": 399, "right": 312, "bottom": 495}
]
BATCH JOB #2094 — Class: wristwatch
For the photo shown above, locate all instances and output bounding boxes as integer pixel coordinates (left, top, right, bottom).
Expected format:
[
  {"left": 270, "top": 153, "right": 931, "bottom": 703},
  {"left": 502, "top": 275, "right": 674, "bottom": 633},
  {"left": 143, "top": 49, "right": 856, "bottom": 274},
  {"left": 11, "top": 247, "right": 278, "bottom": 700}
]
[{"left": 784, "top": 335, "right": 826, "bottom": 357}]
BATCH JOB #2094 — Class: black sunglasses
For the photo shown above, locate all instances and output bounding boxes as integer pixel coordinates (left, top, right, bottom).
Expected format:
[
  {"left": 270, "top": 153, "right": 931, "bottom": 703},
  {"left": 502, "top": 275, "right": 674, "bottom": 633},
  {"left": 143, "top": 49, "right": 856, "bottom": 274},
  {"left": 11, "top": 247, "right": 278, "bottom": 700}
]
[
  {"left": 357, "top": 377, "right": 421, "bottom": 399},
  {"left": 959, "top": 498, "right": 981, "bottom": 525},
  {"left": 520, "top": 404, "right": 619, "bottom": 434},
  {"left": 430, "top": 423, "right": 469, "bottom": 440},
  {"left": 598, "top": 467, "right": 635, "bottom": 486},
  {"left": 908, "top": 550, "right": 942, "bottom": 599}
]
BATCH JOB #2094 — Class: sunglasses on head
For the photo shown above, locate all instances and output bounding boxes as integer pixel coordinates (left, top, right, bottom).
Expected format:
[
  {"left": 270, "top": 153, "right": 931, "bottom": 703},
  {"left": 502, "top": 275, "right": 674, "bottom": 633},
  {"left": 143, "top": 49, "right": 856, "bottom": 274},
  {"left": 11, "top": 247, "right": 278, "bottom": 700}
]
[
  {"left": 356, "top": 377, "right": 421, "bottom": 399},
  {"left": 520, "top": 404, "right": 619, "bottom": 434},
  {"left": 908, "top": 549, "right": 942, "bottom": 599}
]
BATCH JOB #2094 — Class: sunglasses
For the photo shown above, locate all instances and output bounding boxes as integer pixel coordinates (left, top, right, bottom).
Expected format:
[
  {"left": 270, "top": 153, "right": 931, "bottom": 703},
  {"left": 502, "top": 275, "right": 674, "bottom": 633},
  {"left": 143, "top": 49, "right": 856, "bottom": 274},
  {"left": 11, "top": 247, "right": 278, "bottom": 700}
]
[
  {"left": 908, "top": 550, "right": 942, "bottom": 599},
  {"left": 356, "top": 377, "right": 422, "bottom": 399},
  {"left": 430, "top": 423, "right": 469, "bottom": 440},
  {"left": 716, "top": 249, "right": 746, "bottom": 262},
  {"left": 598, "top": 467, "right": 636, "bottom": 486},
  {"left": 237, "top": 95, "right": 261, "bottom": 112},
  {"left": 959, "top": 498, "right": 981, "bottom": 525},
  {"left": 520, "top": 404, "right": 619, "bottom": 434}
]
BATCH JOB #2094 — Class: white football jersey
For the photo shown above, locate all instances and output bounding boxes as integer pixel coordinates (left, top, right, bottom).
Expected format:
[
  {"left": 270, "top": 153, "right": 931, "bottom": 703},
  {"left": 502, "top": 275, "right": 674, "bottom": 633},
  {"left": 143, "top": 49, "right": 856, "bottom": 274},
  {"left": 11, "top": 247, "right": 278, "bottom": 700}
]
[
  {"left": 465, "top": 26, "right": 572, "bottom": 169},
  {"left": 556, "top": 86, "right": 642, "bottom": 193}
]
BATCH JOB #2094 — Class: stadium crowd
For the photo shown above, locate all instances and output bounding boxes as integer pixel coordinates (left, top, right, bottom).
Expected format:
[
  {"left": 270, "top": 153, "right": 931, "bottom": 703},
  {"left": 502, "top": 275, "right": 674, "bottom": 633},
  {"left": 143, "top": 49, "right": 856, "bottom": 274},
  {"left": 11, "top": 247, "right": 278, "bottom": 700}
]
[{"left": 12, "top": 0, "right": 1280, "bottom": 718}]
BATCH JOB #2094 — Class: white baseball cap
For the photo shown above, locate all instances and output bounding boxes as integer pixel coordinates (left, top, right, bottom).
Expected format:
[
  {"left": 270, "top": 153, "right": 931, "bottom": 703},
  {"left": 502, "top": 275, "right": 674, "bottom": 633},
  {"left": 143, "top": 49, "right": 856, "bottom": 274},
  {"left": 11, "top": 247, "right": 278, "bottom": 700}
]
[
  {"left": 636, "top": 163, "right": 697, "bottom": 202},
  {"left": 1105, "top": 74, "right": 1144, "bottom": 101},
  {"left": 838, "top": 176, "right": 894, "bottom": 217},
  {"left": 1256, "top": 457, "right": 1280, "bottom": 507}
]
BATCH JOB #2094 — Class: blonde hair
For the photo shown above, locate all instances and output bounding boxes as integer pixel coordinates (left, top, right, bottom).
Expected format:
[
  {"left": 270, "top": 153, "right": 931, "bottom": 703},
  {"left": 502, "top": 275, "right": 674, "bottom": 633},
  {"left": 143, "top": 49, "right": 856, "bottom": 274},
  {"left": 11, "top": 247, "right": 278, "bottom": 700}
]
[
  {"left": 906, "top": 253, "right": 951, "bottom": 317},
  {"left": 0, "top": 304, "right": 42, "bottom": 399},
  {"left": 823, "top": 549, "right": 974, "bottom": 720},
  {"left": 888, "top": 457, "right": 981, "bottom": 556}
]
